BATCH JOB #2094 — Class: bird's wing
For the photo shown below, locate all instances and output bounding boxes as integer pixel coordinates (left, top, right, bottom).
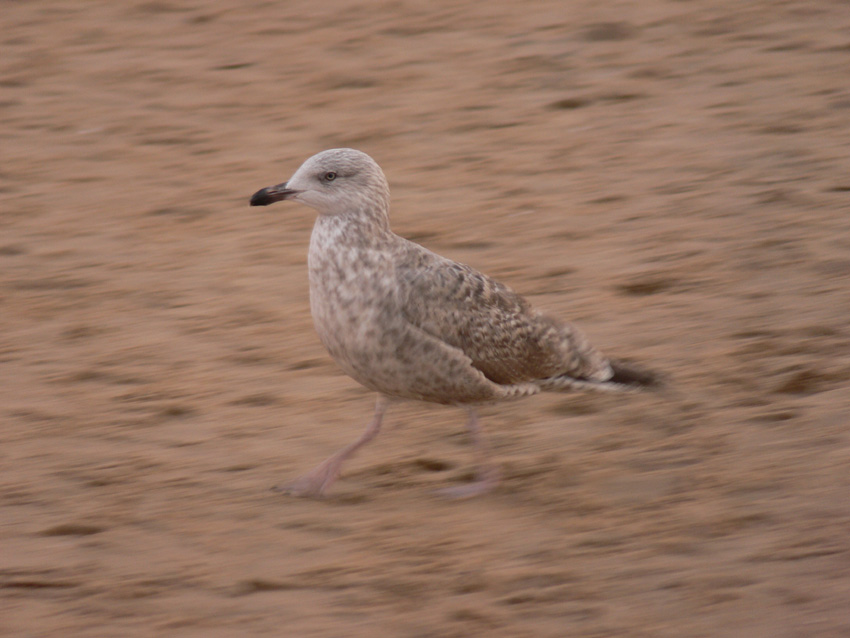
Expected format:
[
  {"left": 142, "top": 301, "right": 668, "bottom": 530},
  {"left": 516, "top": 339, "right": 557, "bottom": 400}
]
[{"left": 393, "top": 241, "right": 611, "bottom": 386}]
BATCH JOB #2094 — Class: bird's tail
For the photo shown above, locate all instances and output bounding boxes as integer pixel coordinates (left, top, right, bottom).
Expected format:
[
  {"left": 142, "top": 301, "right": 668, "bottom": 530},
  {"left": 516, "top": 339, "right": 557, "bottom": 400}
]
[
  {"left": 537, "top": 359, "right": 665, "bottom": 393},
  {"left": 608, "top": 359, "right": 664, "bottom": 390}
]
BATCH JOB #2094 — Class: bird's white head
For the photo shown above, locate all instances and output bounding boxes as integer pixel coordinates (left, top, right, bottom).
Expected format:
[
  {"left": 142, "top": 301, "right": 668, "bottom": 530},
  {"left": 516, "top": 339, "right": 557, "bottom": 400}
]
[{"left": 250, "top": 148, "right": 391, "bottom": 219}]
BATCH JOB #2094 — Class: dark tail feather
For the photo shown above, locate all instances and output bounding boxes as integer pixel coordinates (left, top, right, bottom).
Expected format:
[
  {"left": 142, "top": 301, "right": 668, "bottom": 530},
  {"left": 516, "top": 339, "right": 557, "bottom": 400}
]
[
  {"left": 536, "top": 359, "right": 666, "bottom": 393},
  {"left": 608, "top": 359, "right": 665, "bottom": 390}
]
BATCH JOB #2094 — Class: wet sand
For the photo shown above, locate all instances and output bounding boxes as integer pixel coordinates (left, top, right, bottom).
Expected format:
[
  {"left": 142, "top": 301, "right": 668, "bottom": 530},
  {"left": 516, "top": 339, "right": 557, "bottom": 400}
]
[{"left": 2, "top": 1, "right": 850, "bottom": 636}]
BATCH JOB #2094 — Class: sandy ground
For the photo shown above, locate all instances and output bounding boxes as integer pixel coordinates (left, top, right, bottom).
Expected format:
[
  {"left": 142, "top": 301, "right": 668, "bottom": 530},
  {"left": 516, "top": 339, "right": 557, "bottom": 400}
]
[{"left": 3, "top": 1, "right": 850, "bottom": 636}]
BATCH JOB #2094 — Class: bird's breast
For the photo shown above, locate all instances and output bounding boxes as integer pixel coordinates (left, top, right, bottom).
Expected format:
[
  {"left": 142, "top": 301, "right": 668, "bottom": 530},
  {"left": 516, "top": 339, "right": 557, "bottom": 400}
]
[{"left": 307, "top": 224, "right": 400, "bottom": 385}]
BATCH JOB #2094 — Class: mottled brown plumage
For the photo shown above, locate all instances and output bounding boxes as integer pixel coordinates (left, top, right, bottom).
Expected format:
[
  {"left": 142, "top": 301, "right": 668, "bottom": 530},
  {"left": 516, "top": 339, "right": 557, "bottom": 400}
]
[{"left": 250, "top": 148, "right": 660, "bottom": 497}]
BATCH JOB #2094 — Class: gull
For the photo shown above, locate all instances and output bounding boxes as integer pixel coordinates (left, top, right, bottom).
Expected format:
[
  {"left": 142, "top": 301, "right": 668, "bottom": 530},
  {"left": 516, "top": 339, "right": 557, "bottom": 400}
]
[{"left": 250, "top": 148, "right": 660, "bottom": 497}]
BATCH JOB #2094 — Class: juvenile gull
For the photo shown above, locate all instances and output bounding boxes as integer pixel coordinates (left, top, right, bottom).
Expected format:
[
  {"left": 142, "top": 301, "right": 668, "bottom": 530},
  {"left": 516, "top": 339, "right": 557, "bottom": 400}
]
[{"left": 250, "top": 148, "right": 660, "bottom": 497}]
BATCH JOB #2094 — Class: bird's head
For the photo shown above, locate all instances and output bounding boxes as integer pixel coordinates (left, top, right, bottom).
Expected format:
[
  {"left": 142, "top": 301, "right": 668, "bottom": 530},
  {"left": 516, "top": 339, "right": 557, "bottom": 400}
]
[{"left": 250, "top": 148, "right": 390, "bottom": 218}]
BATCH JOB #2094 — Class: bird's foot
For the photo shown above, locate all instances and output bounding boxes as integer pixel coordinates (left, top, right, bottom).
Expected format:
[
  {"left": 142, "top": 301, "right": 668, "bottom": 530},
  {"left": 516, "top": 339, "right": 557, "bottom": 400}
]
[
  {"left": 272, "top": 457, "right": 342, "bottom": 498},
  {"left": 436, "top": 466, "right": 501, "bottom": 499}
]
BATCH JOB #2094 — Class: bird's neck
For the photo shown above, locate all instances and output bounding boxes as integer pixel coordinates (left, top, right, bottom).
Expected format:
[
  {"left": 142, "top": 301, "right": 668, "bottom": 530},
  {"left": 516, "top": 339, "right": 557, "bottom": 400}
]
[{"left": 314, "top": 206, "right": 392, "bottom": 247}]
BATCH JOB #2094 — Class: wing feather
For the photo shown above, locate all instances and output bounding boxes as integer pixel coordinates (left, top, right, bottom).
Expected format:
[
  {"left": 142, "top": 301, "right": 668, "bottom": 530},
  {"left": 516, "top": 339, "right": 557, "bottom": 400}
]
[{"left": 393, "top": 240, "right": 611, "bottom": 386}]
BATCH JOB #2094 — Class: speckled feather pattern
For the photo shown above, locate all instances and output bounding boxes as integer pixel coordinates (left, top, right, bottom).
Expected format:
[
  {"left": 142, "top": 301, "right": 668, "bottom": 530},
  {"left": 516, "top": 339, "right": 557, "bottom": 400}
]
[
  {"left": 285, "top": 149, "right": 650, "bottom": 407},
  {"left": 250, "top": 148, "right": 661, "bottom": 497}
]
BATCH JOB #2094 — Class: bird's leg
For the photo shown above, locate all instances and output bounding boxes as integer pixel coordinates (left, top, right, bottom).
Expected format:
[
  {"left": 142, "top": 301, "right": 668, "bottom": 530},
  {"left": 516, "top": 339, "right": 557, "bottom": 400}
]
[
  {"left": 438, "top": 409, "right": 501, "bottom": 498},
  {"left": 278, "top": 395, "right": 389, "bottom": 497}
]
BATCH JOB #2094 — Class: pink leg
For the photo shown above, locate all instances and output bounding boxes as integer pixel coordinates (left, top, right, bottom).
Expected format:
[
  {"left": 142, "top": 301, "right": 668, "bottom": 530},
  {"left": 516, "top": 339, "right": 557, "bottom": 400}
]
[
  {"left": 438, "top": 409, "right": 501, "bottom": 499},
  {"left": 278, "top": 395, "right": 389, "bottom": 497}
]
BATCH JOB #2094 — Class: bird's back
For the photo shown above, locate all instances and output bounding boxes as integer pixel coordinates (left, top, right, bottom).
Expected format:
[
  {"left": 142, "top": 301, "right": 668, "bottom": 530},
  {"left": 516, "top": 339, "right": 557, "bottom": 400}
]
[{"left": 393, "top": 237, "right": 614, "bottom": 387}]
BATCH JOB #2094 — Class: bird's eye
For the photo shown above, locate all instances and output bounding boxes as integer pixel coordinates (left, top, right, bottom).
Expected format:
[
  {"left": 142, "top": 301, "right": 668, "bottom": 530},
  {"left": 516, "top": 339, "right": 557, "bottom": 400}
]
[{"left": 323, "top": 171, "right": 337, "bottom": 182}]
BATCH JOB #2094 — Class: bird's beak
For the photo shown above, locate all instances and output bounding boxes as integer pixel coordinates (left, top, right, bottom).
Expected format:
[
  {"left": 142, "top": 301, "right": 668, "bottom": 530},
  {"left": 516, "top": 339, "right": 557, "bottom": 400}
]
[{"left": 249, "top": 182, "right": 299, "bottom": 206}]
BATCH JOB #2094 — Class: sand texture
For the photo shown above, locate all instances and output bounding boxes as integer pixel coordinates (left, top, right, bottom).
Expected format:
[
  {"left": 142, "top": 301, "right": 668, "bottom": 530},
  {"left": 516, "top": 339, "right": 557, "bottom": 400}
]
[{"left": 2, "top": 1, "right": 850, "bottom": 636}]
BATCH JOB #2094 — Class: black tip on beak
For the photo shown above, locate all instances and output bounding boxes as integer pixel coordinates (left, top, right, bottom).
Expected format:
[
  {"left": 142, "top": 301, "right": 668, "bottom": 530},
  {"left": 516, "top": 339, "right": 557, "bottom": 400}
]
[
  {"left": 249, "top": 182, "right": 297, "bottom": 206},
  {"left": 249, "top": 187, "right": 276, "bottom": 206}
]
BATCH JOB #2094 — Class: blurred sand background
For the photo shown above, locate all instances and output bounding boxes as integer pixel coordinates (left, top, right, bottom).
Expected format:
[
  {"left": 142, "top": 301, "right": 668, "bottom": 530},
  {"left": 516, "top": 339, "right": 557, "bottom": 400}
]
[{"left": 2, "top": 1, "right": 850, "bottom": 636}]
